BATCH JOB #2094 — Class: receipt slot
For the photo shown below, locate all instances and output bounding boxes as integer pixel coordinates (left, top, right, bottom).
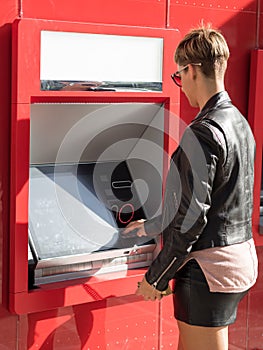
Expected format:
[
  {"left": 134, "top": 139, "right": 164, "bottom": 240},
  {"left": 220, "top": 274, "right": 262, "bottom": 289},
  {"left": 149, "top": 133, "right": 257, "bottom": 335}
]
[{"left": 10, "top": 19, "right": 180, "bottom": 313}]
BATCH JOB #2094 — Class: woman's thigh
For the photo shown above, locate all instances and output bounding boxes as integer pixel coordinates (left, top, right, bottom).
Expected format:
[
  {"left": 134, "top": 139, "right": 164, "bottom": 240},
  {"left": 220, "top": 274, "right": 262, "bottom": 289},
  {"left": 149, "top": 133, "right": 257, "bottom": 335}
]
[{"left": 177, "top": 320, "right": 228, "bottom": 350}]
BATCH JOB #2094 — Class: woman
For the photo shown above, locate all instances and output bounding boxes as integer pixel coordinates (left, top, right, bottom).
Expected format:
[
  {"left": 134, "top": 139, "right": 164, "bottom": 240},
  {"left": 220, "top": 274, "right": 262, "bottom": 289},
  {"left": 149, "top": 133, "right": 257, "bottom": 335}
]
[{"left": 123, "top": 26, "right": 258, "bottom": 350}]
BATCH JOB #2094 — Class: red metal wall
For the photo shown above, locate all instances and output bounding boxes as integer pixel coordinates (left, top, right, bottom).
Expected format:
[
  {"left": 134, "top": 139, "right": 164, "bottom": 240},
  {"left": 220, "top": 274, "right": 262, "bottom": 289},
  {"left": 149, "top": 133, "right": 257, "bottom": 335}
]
[
  {"left": 0, "top": 1, "right": 262, "bottom": 349},
  {"left": 0, "top": 1, "right": 19, "bottom": 349}
]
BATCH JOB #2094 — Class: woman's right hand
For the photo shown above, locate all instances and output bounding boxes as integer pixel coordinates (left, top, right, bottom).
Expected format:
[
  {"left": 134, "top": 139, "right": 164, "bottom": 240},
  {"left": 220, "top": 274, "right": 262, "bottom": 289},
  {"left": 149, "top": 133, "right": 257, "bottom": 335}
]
[{"left": 121, "top": 219, "right": 147, "bottom": 237}]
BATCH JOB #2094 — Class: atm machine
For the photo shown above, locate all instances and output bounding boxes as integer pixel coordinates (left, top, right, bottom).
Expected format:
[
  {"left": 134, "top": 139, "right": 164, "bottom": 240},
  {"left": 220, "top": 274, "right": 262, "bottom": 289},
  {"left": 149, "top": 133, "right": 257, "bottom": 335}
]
[{"left": 10, "top": 18, "right": 180, "bottom": 315}]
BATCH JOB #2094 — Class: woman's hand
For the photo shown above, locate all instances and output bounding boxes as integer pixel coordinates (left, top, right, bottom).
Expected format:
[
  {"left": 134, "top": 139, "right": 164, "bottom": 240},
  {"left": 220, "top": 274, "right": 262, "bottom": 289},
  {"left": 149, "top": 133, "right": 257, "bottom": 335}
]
[
  {"left": 136, "top": 277, "right": 173, "bottom": 301},
  {"left": 136, "top": 277, "right": 162, "bottom": 301},
  {"left": 121, "top": 219, "right": 147, "bottom": 237}
]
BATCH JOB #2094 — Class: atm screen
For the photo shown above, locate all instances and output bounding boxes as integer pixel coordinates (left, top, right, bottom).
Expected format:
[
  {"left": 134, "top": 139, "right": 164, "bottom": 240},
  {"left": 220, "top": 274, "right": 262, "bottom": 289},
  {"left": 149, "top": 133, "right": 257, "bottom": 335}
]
[{"left": 29, "top": 161, "right": 151, "bottom": 263}]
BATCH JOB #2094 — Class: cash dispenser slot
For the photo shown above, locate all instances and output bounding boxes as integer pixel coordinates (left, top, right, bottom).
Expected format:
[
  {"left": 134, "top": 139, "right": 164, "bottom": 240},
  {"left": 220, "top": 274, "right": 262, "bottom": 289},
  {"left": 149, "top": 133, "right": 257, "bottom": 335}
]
[{"left": 28, "top": 103, "right": 164, "bottom": 288}]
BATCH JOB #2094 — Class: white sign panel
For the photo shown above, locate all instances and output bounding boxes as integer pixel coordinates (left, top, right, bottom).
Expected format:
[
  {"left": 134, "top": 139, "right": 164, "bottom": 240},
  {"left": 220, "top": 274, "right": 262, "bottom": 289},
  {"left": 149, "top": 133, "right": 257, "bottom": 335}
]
[{"left": 40, "top": 30, "right": 163, "bottom": 91}]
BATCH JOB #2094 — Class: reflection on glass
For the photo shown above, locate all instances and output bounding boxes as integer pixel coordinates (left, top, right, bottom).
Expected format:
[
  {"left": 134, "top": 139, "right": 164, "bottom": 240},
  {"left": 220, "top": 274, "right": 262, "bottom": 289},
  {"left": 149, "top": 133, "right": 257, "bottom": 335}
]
[{"left": 40, "top": 80, "right": 162, "bottom": 92}]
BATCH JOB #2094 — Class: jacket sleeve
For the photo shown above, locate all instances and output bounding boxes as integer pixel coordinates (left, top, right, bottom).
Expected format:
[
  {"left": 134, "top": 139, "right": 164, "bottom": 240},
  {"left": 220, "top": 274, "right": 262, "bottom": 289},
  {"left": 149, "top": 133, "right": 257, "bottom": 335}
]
[
  {"left": 145, "top": 122, "right": 224, "bottom": 291},
  {"left": 144, "top": 215, "right": 162, "bottom": 237}
]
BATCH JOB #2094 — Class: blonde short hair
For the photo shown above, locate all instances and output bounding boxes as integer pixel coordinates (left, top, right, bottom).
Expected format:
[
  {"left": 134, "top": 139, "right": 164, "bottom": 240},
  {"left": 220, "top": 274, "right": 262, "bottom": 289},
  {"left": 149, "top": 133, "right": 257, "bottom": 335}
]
[{"left": 174, "top": 26, "right": 230, "bottom": 78}]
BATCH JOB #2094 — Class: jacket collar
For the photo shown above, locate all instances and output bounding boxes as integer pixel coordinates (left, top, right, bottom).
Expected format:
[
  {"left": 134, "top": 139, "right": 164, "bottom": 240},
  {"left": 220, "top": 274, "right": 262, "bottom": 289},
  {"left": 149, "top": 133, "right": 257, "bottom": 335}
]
[{"left": 194, "top": 91, "right": 232, "bottom": 122}]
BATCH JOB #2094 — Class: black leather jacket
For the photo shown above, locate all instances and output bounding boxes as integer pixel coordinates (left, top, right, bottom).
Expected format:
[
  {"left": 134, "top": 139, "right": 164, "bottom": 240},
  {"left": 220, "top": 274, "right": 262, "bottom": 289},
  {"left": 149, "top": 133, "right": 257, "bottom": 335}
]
[{"left": 145, "top": 91, "right": 256, "bottom": 291}]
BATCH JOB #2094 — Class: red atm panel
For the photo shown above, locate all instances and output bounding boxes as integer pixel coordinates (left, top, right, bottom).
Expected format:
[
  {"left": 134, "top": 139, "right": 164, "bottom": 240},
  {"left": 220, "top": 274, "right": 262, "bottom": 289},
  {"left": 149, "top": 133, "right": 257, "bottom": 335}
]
[{"left": 10, "top": 18, "right": 180, "bottom": 314}]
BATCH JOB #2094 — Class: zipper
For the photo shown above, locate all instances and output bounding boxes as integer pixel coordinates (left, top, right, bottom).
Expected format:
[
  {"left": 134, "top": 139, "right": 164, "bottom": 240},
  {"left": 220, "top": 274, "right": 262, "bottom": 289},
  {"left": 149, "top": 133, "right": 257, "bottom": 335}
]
[{"left": 152, "top": 256, "right": 177, "bottom": 288}]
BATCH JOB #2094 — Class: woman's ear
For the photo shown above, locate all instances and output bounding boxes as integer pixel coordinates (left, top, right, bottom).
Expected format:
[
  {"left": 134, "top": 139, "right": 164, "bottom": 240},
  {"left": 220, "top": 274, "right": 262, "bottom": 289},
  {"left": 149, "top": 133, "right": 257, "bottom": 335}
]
[{"left": 189, "top": 64, "right": 198, "bottom": 81}]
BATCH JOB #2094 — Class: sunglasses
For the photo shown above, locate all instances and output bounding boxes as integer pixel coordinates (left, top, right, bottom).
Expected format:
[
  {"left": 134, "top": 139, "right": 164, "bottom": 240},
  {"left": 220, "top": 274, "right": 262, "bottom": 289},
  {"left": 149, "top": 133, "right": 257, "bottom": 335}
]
[{"left": 171, "top": 63, "right": 202, "bottom": 88}]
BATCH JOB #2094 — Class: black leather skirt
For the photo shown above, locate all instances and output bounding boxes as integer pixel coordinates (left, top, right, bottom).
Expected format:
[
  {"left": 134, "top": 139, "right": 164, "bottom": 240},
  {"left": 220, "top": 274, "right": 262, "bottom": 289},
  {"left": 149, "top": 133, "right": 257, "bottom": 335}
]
[{"left": 173, "top": 259, "right": 248, "bottom": 327}]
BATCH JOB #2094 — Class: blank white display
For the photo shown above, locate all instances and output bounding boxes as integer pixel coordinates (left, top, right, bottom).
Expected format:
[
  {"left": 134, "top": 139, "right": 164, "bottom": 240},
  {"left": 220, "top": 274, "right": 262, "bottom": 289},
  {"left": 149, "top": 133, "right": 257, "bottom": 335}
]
[{"left": 40, "top": 30, "right": 163, "bottom": 83}]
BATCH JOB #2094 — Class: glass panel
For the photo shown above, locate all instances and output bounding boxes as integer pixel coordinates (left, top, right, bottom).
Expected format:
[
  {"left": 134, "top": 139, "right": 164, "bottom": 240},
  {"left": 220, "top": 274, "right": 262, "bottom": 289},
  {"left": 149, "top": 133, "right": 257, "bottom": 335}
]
[{"left": 40, "top": 31, "right": 163, "bottom": 92}]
